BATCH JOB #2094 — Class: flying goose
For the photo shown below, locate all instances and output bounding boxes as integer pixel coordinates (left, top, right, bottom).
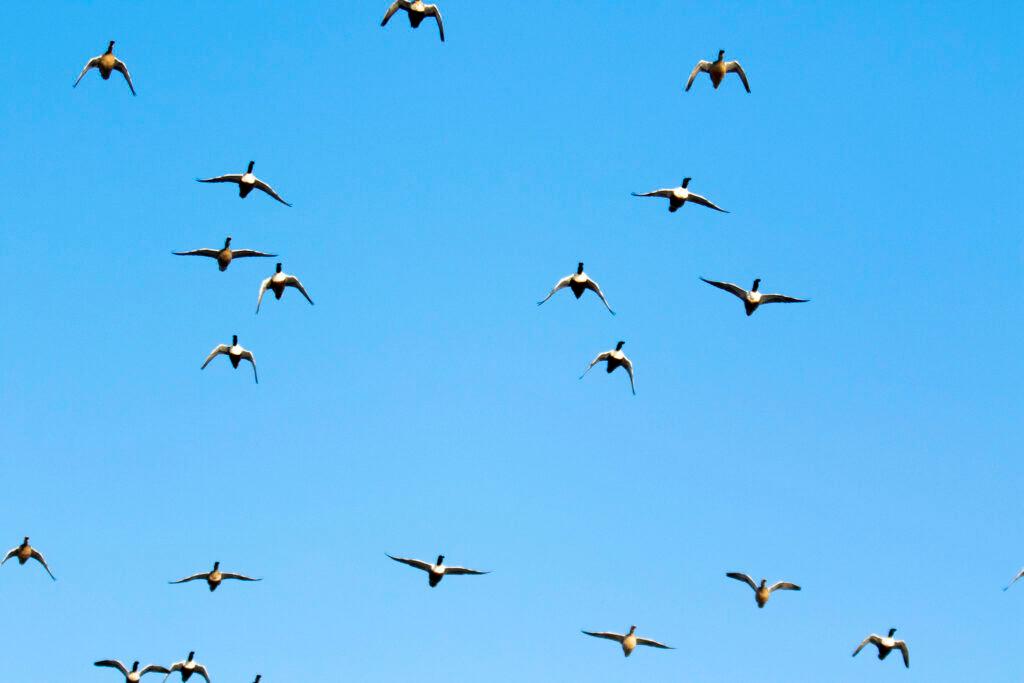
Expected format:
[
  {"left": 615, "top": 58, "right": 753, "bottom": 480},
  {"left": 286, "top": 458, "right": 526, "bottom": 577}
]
[
  {"left": 74, "top": 40, "right": 136, "bottom": 95},
  {"left": 685, "top": 50, "right": 750, "bottom": 92},
  {"left": 169, "top": 561, "right": 261, "bottom": 592},
  {"left": 632, "top": 178, "right": 727, "bottom": 213},
  {"left": 581, "top": 625, "right": 673, "bottom": 657},
  {"left": 381, "top": 1, "right": 445, "bottom": 42},
  {"left": 700, "top": 277, "right": 809, "bottom": 316},
  {"left": 94, "top": 660, "right": 170, "bottom": 682},
  {"left": 197, "top": 162, "right": 292, "bottom": 206},
  {"left": 173, "top": 236, "right": 276, "bottom": 272},
  {"left": 257, "top": 263, "right": 314, "bottom": 313},
  {"left": 580, "top": 341, "right": 635, "bottom": 395},
  {"left": 537, "top": 262, "right": 615, "bottom": 315},
  {"left": 386, "top": 554, "right": 489, "bottom": 587},
  {"left": 1, "top": 537, "right": 55, "bottom": 580},
  {"left": 164, "top": 652, "right": 210, "bottom": 683},
  {"left": 1005, "top": 568, "right": 1024, "bottom": 591},
  {"left": 201, "top": 335, "right": 258, "bottom": 384},
  {"left": 725, "top": 572, "right": 801, "bottom": 608},
  {"left": 852, "top": 628, "right": 909, "bottom": 668}
]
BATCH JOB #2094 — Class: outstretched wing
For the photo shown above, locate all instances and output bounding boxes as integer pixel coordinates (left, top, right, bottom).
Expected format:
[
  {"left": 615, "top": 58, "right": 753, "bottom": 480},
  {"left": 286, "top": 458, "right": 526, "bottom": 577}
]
[
  {"left": 536, "top": 275, "right": 572, "bottom": 306},
  {"left": 621, "top": 356, "right": 636, "bottom": 395},
  {"left": 196, "top": 174, "right": 243, "bottom": 184},
  {"left": 173, "top": 249, "right": 220, "bottom": 258},
  {"left": 239, "top": 350, "right": 258, "bottom": 384},
  {"left": 387, "top": 554, "right": 432, "bottom": 572},
  {"left": 284, "top": 276, "right": 315, "bottom": 305},
  {"left": 769, "top": 581, "right": 801, "bottom": 592},
  {"left": 685, "top": 60, "right": 711, "bottom": 91},
  {"left": 30, "top": 549, "right": 56, "bottom": 580},
  {"left": 1005, "top": 568, "right": 1024, "bottom": 591},
  {"left": 381, "top": 0, "right": 411, "bottom": 26},
  {"left": 635, "top": 636, "right": 673, "bottom": 649},
  {"left": 221, "top": 572, "right": 261, "bottom": 582},
  {"left": 726, "top": 572, "right": 758, "bottom": 591},
  {"left": 581, "top": 630, "right": 625, "bottom": 643},
  {"left": 169, "top": 572, "right": 210, "bottom": 584},
  {"left": 1, "top": 547, "right": 18, "bottom": 564},
  {"left": 443, "top": 566, "right": 489, "bottom": 576},
  {"left": 579, "top": 351, "right": 612, "bottom": 379},
  {"left": 631, "top": 188, "right": 674, "bottom": 198},
  {"left": 425, "top": 4, "right": 445, "bottom": 42},
  {"left": 252, "top": 178, "right": 292, "bottom": 206},
  {"left": 583, "top": 278, "right": 615, "bottom": 315},
  {"left": 852, "top": 635, "right": 879, "bottom": 657},
  {"left": 94, "top": 660, "right": 129, "bottom": 676},
  {"left": 727, "top": 61, "right": 751, "bottom": 93},
  {"left": 759, "top": 293, "right": 809, "bottom": 305},
  {"left": 896, "top": 641, "right": 910, "bottom": 668},
  {"left": 113, "top": 59, "right": 136, "bottom": 96},
  {"left": 192, "top": 664, "right": 212, "bottom": 683},
  {"left": 256, "top": 276, "right": 272, "bottom": 314},
  {"left": 201, "top": 345, "right": 230, "bottom": 369},
  {"left": 231, "top": 249, "right": 277, "bottom": 259},
  {"left": 700, "top": 277, "right": 747, "bottom": 301},
  {"left": 685, "top": 191, "right": 728, "bottom": 212},
  {"left": 73, "top": 56, "right": 101, "bottom": 88},
  {"left": 140, "top": 665, "right": 171, "bottom": 676}
]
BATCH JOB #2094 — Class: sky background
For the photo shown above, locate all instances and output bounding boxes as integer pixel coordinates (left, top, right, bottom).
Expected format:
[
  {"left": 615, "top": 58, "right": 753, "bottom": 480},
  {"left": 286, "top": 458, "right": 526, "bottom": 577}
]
[{"left": 1, "top": 1, "right": 1022, "bottom": 681}]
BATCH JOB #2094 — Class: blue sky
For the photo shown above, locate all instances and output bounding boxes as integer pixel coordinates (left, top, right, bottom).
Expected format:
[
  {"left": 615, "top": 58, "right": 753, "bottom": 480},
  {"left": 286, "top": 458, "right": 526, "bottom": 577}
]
[{"left": 2, "top": 1, "right": 1022, "bottom": 681}]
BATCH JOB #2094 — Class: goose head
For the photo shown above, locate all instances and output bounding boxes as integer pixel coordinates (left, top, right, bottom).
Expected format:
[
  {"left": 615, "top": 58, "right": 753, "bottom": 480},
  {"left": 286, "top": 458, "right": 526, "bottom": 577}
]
[
  {"left": 253, "top": 677, "right": 261, "bottom": 683},
  {"left": 232, "top": 335, "right": 239, "bottom": 346},
  {"left": 224, "top": 236, "right": 232, "bottom": 248},
  {"left": 681, "top": 177, "right": 691, "bottom": 188},
  {"left": 759, "top": 578, "right": 767, "bottom": 588},
  {"left": 186, "top": 652, "right": 195, "bottom": 662},
  {"left": 106, "top": 41, "right": 115, "bottom": 54},
  {"left": 22, "top": 536, "right": 29, "bottom": 545},
  {"left": 577, "top": 262, "right": 584, "bottom": 274},
  {"left": 275, "top": 262, "right": 283, "bottom": 273},
  {"left": 213, "top": 561, "right": 220, "bottom": 571},
  {"left": 717, "top": 49, "right": 725, "bottom": 60},
  {"left": 131, "top": 662, "right": 140, "bottom": 672},
  {"left": 751, "top": 278, "right": 761, "bottom": 292},
  {"left": 888, "top": 628, "right": 897, "bottom": 638},
  {"left": 628, "top": 625, "right": 637, "bottom": 634},
  {"left": 436, "top": 554, "right": 445, "bottom": 566},
  {"left": 615, "top": 341, "right": 625, "bottom": 351},
  {"left": 247, "top": 161, "right": 255, "bottom": 173}
]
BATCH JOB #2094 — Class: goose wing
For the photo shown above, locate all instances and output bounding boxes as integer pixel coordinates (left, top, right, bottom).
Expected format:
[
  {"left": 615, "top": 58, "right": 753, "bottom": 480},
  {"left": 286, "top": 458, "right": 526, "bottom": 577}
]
[
  {"left": 230, "top": 249, "right": 277, "bottom": 259},
  {"left": 73, "top": 56, "right": 101, "bottom": 87},
  {"left": 896, "top": 640, "right": 910, "bottom": 668},
  {"left": 631, "top": 188, "right": 675, "bottom": 199},
  {"left": 768, "top": 581, "right": 801, "bottom": 592},
  {"left": 536, "top": 275, "right": 572, "bottom": 306},
  {"left": 113, "top": 59, "right": 136, "bottom": 95},
  {"left": 635, "top": 636, "right": 674, "bottom": 649},
  {"left": 201, "top": 345, "right": 230, "bottom": 369},
  {"left": 852, "top": 634, "right": 880, "bottom": 657},
  {"left": 30, "top": 549, "right": 56, "bottom": 580},
  {"left": 700, "top": 278, "right": 747, "bottom": 301},
  {"left": 220, "top": 572, "right": 261, "bottom": 582},
  {"left": 197, "top": 174, "right": 243, "bottom": 185},
  {"left": 621, "top": 355, "right": 636, "bottom": 395},
  {"left": 685, "top": 60, "right": 711, "bottom": 91},
  {"left": 579, "top": 351, "right": 612, "bottom": 379},
  {"left": 387, "top": 554, "right": 433, "bottom": 572},
  {"left": 192, "top": 664, "right": 211, "bottom": 683},
  {"left": 581, "top": 630, "right": 625, "bottom": 643},
  {"left": 685, "top": 191, "right": 728, "bottom": 212},
  {"left": 726, "top": 572, "right": 758, "bottom": 591},
  {"left": 140, "top": 665, "right": 171, "bottom": 676},
  {"left": 169, "top": 572, "right": 210, "bottom": 584},
  {"left": 284, "top": 275, "right": 315, "bottom": 305},
  {"left": 256, "top": 276, "right": 272, "bottom": 314},
  {"left": 381, "top": 0, "right": 411, "bottom": 25},
  {"left": 1, "top": 546, "right": 18, "bottom": 564},
  {"left": 443, "top": 566, "right": 489, "bottom": 576},
  {"left": 1005, "top": 568, "right": 1024, "bottom": 591},
  {"left": 726, "top": 61, "right": 751, "bottom": 92},
  {"left": 94, "top": 660, "right": 129, "bottom": 676},
  {"left": 425, "top": 4, "right": 445, "bottom": 41},
  {"left": 173, "top": 249, "right": 220, "bottom": 258},
  {"left": 758, "top": 293, "right": 809, "bottom": 305},
  {"left": 252, "top": 178, "right": 292, "bottom": 206},
  {"left": 583, "top": 278, "right": 615, "bottom": 315},
  {"left": 239, "top": 350, "right": 258, "bottom": 384}
]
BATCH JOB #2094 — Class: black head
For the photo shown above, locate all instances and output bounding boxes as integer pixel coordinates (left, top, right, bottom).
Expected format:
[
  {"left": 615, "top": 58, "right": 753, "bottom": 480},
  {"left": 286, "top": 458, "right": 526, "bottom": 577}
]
[
  {"left": 224, "top": 236, "right": 232, "bottom": 248},
  {"left": 759, "top": 578, "right": 767, "bottom": 587},
  {"left": 681, "top": 177, "right": 692, "bottom": 188},
  {"left": 615, "top": 341, "right": 625, "bottom": 350},
  {"left": 628, "top": 625, "right": 637, "bottom": 633},
  {"left": 131, "top": 662, "right": 140, "bottom": 672},
  {"left": 187, "top": 652, "right": 195, "bottom": 661},
  {"left": 254, "top": 677, "right": 261, "bottom": 683},
  {"left": 718, "top": 49, "right": 725, "bottom": 59},
  {"left": 213, "top": 561, "right": 220, "bottom": 570},
  {"left": 276, "top": 262, "right": 283, "bottom": 273},
  {"left": 22, "top": 536, "right": 28, "bottom": 544},
  {"left": 247, "top": 161, "right": 255, "bottom": 173},
  {"left": 232, "top": 335, "right": 239, "bottom": 346},
  {"left": 436, "top": 554, "right": 445, "bottom": 565},
  {"left": 888, "top": 628, "right": 897, "bottom": 637},
  {"left": 752, "top": 278, "right": 761, "bottom": 291},
  {"left": 107, "top": 41, "right": 115, "bottom": 53},
  {"left": 577, "top": 262, "right": 584, "bottom": 274}
]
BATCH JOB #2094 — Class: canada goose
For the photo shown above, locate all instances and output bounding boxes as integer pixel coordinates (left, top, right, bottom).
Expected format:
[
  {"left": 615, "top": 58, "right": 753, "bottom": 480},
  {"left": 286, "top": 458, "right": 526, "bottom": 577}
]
[
  {"left": 725, "top": 572, "right": 800, "bottom": 608},
  {"left": 1, "top": 537, "right": 55, "bottom": 580},
  {"left": 581, "top": 625, "right": 673, "bottom": 657},
  {"left": 95, "top": 660, "right": 170, "bottom": 682},
  {"left": 381, "top": 1, "right": 445, "bottom": 42},
  {"left": 1005, "top": 568, "right": 1024, "bottom": 590},
  {"left": 537, "top": 262, "right": 615, "bottom": 315},
  {"left": 632, "top": 178, "right": 728, "bottom": 213},
  {"left": 257, "top": 263, "right": 314, "bottom": 314},
  {"left": 164, "top": 652, "right": 210, "bottom": 683},
  {"left": 74, "top": 40, "right": 136, "bottom": 95},
  {"left": 852, "top": 628, "right": 909, "bottom": 668},
  {"left": 173, "top": 236, "right": 275, "bottom": 272},
  {"left": 197, "top": 162, "right": 292, "bottom": 206},
  {"left": 386, "top": 554, "right": 489, "bottom": 587},
  {"left": 685, "top": 50, "right": 750, "bottom": 92},
  {"left": 201, "top": 335, "right": 258, "bottom": 384},
  {"left": 169, "top": 561, "right": 261, "bottom": 592},
  {"left": 700, "top": 277, "right": 809, "bottom": 316},
  {"left": 580, "top": 341, "right": 635, "bottom": 395}
]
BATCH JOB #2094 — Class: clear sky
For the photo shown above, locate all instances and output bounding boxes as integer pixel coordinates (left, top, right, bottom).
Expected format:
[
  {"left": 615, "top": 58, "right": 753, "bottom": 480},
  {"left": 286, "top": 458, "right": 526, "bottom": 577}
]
[{"left": 2, "top": 2, "right": 1022, "bottom": 681}]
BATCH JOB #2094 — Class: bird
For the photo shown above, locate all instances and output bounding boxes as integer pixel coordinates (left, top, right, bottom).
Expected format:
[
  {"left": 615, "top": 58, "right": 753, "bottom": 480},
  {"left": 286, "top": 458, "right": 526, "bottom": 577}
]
[
  {"left": 197, "top": 161, "right": 292, "bottom": 206},
  {"left": 173, "top": 236, "right": 276, "bottom": 272},
  {"left": 257, "top": 263, "right": 314, "bottom": 314},
  {"left": 1, "top": 537, "right": 55, "bottom": 580},
  {"left": 381, "top": 1, "right": 445, "bottom": 42},
  {"left": 632, "top": 178, "right": 727, "bottom": 214},
  {"left": 201, "top": 335, "right": 258, "bottom": 384},
  {"left": 1005, "top": 568, "right": 1024, "bottom": 591},
  {"left": 700, "top": 277, "right": 809, "bottom": 316},
  {"left": 168, "top": 561, "right": 261, "bottom": 592},
  {"left": 164, "top": 652, "right": 210, "bottom": 683},
  {"left": 581, "top": 625, "right": 673, "bottom": 657},
  {"left": 386, "top": 554, "right": 489, "bottom": 587},
  {"left": 250, "top": 677, "right": 260, "bottom": 683},
  {"left": 537, "top": 262, "right": 615, "bottom": 315},
  {"left": 94, "top": 660, "right": 170, "bottom": 682},
  {"left": 580, "top": 341, "right": 635, "bottom": 395},
  {"left": 685, "top": 50, "right": 750, "bottom": 92},
  {"left": 852, "top": 628, "right": 910, "bottom": 668},
  {"left": 725, "top": 572, "right": 801, "bottom": 608},
  {"left": 73, "top": 40, "right": 136, "bottom": 95}
]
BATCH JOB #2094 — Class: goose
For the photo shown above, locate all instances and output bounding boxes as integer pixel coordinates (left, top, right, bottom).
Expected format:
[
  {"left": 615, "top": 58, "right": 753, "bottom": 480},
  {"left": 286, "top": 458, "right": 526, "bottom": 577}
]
[
  {"left": 632, "top": 178, "right": 727, "bottom": 213},
  {"left": 173, "top": 237, "right": 276, "bottom": 272},
  {"left": 700, "top": 277, "right": 809, "bottom": 316},
  {"left": 1, "top": 537, "right": 55, "bottom": 580},
  {"left": 73, "top": 40, "right": 136, "bottom": 95},
  {"left": 581, "top": 625, "right": 673, "bottom": 657},
  {"left": 201, "top": 335, "right": 258, "bottom": 384},
  {"left": 197, "top": 162, "right": 292, "bottom": 206},
  {"left": 580, "top": 341, "right": 635, "bottom": 395},
  {"left": 725, "top": 572, "right": 800, "bottom": 608},
  {"left": 685, "top": 50, "right": 750, "bottom": 92},
  {"left": 164, "top": 652, "right": 210, "bottom": 683},
  {"left": 386, "top": 554, "right": 489, "bottom": 587},
  {"left": 381, "top": 1, "right": 445, "bottom": 42},
  {"left": 1005, "top": 568, "right": 1024, "bottom": 591},
  {"left": 94, "top": 661, "right": 170, "bottom": 682},
  {"left": 852, "top": 628, "right": 909, "bottom": 668},
  {"left": 257, "top": 263, "right": 314, "bottom": 314},
  {"left": 537, "top": 262, "right": 615, "bottom": 315},
  {"left": 169, "top": 561, "right": 261, "bottom": 592}
]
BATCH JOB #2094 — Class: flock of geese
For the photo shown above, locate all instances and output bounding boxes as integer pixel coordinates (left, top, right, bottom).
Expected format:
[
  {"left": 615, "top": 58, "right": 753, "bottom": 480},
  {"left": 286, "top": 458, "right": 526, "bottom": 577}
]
[{"left": 20, "top": 4, "right": 1006, "bottom": 680}]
